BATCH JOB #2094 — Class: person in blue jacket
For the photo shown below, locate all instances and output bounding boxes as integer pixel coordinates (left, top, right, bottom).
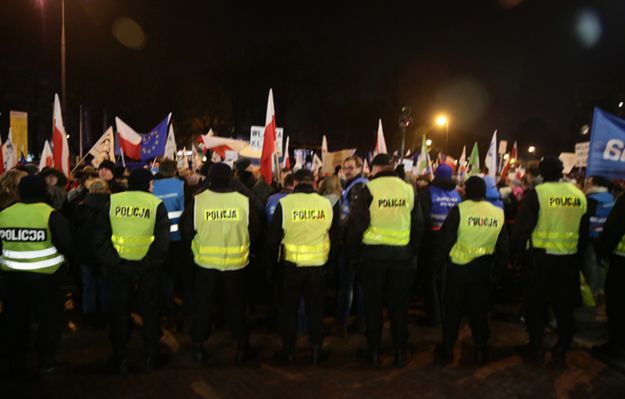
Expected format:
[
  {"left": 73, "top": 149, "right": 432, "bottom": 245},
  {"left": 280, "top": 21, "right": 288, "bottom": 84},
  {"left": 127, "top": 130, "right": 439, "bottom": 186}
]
[
  {"left": 483, "top": 175, "right": 504, "bottom": 209},
  {"left": 265, "top": 173, "right": 294, "bottom": 224},
  {"left": 417, "top": 163, "right": 461, "bottom": 326},
  {"left": 584, "top": 175, "right": 614, "bottom": 298},
  {"left": 152, "top": 159, "right": 187, "bottom": 330}
]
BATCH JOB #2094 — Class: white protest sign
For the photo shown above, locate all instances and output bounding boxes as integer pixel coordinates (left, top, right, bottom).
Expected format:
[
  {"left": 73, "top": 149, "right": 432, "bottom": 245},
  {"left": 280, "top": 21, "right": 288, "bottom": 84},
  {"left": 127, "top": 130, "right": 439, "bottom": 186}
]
[
  {"left": 575, "top": 142, "right": 589, "bottom": 167},
  {"left": 498, "top": 140, "right": 508, "bottom": 155},
  {"left": 250, "top": 125, "right": 284, "bottom": 156},
  {"left": 559, "top": 152, "right": 576, "bottom": 174}
]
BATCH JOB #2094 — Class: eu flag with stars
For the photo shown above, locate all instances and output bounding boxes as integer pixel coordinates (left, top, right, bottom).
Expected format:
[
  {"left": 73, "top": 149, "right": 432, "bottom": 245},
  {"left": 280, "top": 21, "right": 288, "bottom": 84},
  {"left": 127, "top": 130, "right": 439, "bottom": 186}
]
[{"left": 141, "top": 113, "right": 171, "bottom": 161}]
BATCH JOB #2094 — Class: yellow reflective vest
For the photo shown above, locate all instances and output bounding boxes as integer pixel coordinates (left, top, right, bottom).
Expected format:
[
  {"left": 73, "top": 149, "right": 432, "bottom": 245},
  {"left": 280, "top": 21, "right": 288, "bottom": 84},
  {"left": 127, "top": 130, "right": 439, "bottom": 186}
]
[
  {"left": 0, "top": 202, "right": 64, "bottom": 274},
  {"left": 192, "top": 189, "right": 250, "bottom": 271},
  {"left": 615, "top": 235, "right": 625, "bottom": 257},
  {"left": 109, "top": 191, "right": 161, "bottom": 261},
  {"left": 280, "top": 192, "right": 333, "bottom": 267},
  {"left": 532, "top": 182, "right": 587, "bottom": 255},
  {"left": 363, "top": 176, "right": 414, "bottom": 246},
  {"left": 449, "top": 200, "right": 504, "bottom": 265}
]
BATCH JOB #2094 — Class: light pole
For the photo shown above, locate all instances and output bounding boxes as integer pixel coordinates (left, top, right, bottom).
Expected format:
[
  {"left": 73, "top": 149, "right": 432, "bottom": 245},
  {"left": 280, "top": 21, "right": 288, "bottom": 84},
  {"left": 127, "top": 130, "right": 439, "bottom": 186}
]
[
  {"left": 398, "top": 106, "right": 413, "bottom": 159},
  {"left": 61, "top": 0, "right": 67, "bottom": 113},
  {"left": 435, "top": 115, "right": 449, "bottom": 153}
]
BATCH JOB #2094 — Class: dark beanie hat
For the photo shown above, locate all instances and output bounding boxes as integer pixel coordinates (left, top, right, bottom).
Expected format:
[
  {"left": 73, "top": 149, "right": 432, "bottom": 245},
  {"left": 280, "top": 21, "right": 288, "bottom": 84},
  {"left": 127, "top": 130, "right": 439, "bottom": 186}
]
[
  {"left": 235, "top": 158, "right": 252, "bottom": 174},
  {"left": 207, "top": 163, "right": 233, "bottom": 182},
  {"left": 293, "top": 168, "right": 314, "bottom": 182},
  {"left": 158, "top": 159, "right": 177, "bottom": 177},
  {"left": 128, "top": 168, "right": 154, "bottom": 191},
  {"left": 371, "top": 153, "right": 393, "bottom": 167},
  {"left": 99, "top": 160, "right": 116, "bottom": 174},
  {"left": 465, "top": 176, "right": 486, "bottom": 200},
  {"left": 539, "top": 156, "right": 563, "bottom": 181},
  {"left": 18, "top": 175, "right": 48, "bottom": 201}
]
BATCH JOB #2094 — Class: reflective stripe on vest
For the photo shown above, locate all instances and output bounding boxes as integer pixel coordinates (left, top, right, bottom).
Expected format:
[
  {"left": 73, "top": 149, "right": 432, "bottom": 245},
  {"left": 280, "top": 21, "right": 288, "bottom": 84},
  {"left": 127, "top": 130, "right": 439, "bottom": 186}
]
[
  {"left": 531, "top": 182, "right": 587, "bottom": 255},
  {"left": 280, "top": 192, "right": 333, "bottom": 267},
  {"left": 363, "top": 176, "right": 414, "bottom": 246},
  {"left": 109, "top": 191, "right": 161, "bottom": 261},
  {"left": 449, "top": 200, "right": 504, "bottom": 265},
  {"left": 615, "top": 235, "right": 625, "bottom": 257},
  {"left": 192, "top": 190, "right": 250, "bottom": 271},
  {"left": 0, "top": 202, "right": 64, "bottom": 274}
]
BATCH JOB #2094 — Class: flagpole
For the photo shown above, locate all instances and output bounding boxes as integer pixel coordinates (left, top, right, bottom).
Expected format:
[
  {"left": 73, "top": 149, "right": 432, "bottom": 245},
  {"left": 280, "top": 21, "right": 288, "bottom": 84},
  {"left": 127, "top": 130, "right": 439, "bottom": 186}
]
[
  {"left": 118, "top": 132, "right": 126, "bottom": 168},
  {"left": 79, "top": 104, "right": 83, "bottom": 158}
]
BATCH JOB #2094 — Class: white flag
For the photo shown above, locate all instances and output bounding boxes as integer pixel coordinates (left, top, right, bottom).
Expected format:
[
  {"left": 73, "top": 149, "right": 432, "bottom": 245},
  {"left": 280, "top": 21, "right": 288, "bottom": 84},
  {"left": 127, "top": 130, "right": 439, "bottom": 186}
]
[
  {"left": 312, "top": 153, "right": 323, "bottom": 175},
  {"left": 458, "top": 145, "right": 467, "bottom": 180},
  {"left": 88, "top": 127, "right": 116, "bottom": 167},
  {"left": 484, "top": 130, "right": 498, "bottom": 178},
  {"left": 2, "top": 128, "right": 17, "bottom": 171},
  {"left": 164, "top": 124, "right": 177, "bottom": 160},
  {"left": 39, "top": 141, "right": 54, "bottom": 171},
  {"left": 374, "top": 118, "right": 387, "bottom": 155},
  {"left": 321, "top": 134, "right": 328, "bottom": 153}
]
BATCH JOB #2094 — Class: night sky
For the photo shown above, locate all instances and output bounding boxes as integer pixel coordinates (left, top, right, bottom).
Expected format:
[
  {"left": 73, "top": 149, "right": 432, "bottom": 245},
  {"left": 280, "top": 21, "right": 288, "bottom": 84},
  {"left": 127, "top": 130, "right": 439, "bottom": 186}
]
[{"left": 2, "top": 0, "right": 625, "bottom": 159}]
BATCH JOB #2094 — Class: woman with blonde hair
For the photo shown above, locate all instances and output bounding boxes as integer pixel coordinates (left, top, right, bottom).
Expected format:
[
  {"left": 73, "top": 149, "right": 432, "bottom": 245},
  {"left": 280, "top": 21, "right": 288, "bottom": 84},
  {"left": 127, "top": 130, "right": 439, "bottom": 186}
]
[
  {"left": 319, "top": 175, "right": 342, "bottom": 207},
  {"left": 0, "top": 169, "right": 28, "bottom": 210}
]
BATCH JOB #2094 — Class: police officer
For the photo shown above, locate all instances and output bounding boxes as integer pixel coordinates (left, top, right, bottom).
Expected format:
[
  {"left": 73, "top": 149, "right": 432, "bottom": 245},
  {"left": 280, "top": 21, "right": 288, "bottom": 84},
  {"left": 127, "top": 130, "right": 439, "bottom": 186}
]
[
  {"left": 433, "top": 176, "right": 508, "bottom": 364},
  {"left": 336, "top": 156, "right": 368, "bottom": 337},
  {"left": 512, "top": 156, "right": 588, "bottom": 361},
  {"left": 417, "top": 163, "right": 461, "bottom": 326},
  {"left": 266, "top": 169, "right": 339, "bottom": 365},
  {"left": 182, "top": 163, "right": 260, "bottom": 364},
  {"left": 0, "top": 175, "right": 73, "bottom": 375},
  {"left": 95, "top": 168, "right": 170, "bottom": 374},
  {"left": 347, "top": 154, "right": 424, "bottom": 367},
  {"left": 593, "top": 190, "right": 625, "bottom": 362},
  {"left": 153, "top": 159, "right": 187, "bottom": 329}
]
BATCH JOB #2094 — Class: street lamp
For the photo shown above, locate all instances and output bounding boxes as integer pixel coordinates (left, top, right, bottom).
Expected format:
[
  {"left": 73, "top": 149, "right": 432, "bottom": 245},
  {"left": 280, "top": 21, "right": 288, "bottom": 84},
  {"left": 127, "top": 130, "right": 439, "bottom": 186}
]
[
  {"left": 398, "top": 106, "right": 413, "bottom": 158},
  {"left": 528, "top": 145, "right": 536, "bottom": 154},
  {"left": 426, "top": 139, "right": 432, "bottom": 147},
  {"left": 435, "top": 114, "right": 449, "bottom": 153}
]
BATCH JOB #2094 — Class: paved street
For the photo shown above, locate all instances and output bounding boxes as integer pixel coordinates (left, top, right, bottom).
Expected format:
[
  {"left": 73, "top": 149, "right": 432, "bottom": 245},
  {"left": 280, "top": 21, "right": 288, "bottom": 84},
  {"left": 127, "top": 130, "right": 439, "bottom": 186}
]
[{"left": 2, "top": 300, "right": 624, "bottom": 399}]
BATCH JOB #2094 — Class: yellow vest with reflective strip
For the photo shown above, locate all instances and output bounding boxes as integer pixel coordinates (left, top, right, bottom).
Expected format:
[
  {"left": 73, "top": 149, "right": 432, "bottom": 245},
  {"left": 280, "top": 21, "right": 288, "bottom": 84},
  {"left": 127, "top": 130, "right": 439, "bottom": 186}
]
[
  {"left": 0, "top": 202, "right": 64, "bottom": 274},
  {"left": 280, "top": 192, "right": 333, "bottom": 267},
  {"left": 109, "top": 191, "right": 161, "bottom": 261},
  {"left": 363, "top": 176, "right": 414, "bottom": 246},
  {"left": 449, "top": 200, "right": 504, "bottom": 265},
  {"left": 531, "top": 182, "right": 587, "bottom": 255},
  {"left": 192, "top": 189, "right": 250, "bottom": 271}
]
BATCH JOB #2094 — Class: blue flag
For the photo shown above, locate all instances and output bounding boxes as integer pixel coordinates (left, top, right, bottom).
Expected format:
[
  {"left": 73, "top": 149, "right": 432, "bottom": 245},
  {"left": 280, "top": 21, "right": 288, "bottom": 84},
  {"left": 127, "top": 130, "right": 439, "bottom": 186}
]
[
  {"left": 140, "top": 113, "right": 171, "bottom": 161},
  {"left": 588, "top": 108, "right": 625, "bottom": 180}
]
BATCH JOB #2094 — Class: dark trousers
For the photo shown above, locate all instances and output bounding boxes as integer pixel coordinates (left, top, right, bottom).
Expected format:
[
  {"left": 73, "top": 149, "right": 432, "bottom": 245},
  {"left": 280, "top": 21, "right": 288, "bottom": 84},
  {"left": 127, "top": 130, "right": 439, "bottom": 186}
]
[
  {"left": 160, "top": 241, "right": 193, "bottom": 317},
  {"left": 418, "top": 232, "right": 443, "bottom": 324},
  {"left": 524, "top": 251, "right": 578, "bottom": 349},
  {"left": 336, "top": 253, "right": 364, "bottom": 326},
  {"left": 361, "top": 257, "right": 414, "bottom": 352},
  {"left": 606, "top": 255, "right": 625, "bottom": 346},
  {"left": 442, "top": 261, "right": 491, "bottom": 347},
  {"left": 280, "top": 264, "right": 325, "bottom": 347},
  {"left": 192, "top": 266, "right": 248, "bottom": 346},
  {"left": 109, "top": 266, "right": 160, "bottom": 355},
  {"left": 4, "top": 269, "right": 64, "bottom": 365}
]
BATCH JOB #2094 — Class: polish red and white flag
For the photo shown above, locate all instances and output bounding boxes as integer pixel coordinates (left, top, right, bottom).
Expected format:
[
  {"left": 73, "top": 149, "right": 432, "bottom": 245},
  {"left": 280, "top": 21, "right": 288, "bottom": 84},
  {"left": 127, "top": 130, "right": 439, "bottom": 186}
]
[
  {"left": 115, "top": 116, "right": 142, "bottom": 159},
  {"left": 260, "top": 88, "right": 277, "bottom": 185},
  {"left": 52, "top": 93, "right": 70, "bottom": 176}
]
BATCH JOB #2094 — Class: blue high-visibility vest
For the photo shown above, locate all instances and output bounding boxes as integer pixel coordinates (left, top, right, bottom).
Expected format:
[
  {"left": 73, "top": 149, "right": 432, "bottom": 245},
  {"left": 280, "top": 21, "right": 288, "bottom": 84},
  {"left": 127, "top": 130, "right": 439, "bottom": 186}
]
[
  {"left": 340, "top": 177, "right": 368, "bottom": 221},
  {"left": 429, "top": 185, "right": 461, "bottom": 231},
  {"left": 153, "top": 177, "right": 185, "bottom": 241},
  {"left": 266, "top": 192, "right": 288, "bottom": 224}
]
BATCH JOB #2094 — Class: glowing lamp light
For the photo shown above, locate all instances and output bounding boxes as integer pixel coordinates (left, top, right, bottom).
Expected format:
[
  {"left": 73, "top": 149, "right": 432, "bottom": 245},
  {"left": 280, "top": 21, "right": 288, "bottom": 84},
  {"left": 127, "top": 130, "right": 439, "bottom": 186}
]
[
  {"left": 528, "top": 145, "right": 536, "bottom": 154},
  {"left": 435, "top": 115, "right": 448, "bottom": 126},
  {"left": 426, "top": 139, "right": 433, "bottom": 146}
]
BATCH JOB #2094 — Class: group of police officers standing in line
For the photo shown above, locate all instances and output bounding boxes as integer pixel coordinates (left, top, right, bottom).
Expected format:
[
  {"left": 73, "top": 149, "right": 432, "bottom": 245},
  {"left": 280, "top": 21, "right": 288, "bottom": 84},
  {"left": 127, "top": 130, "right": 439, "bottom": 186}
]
[{"left": 1, "top": 149, "right": 625, "bottom": 376}]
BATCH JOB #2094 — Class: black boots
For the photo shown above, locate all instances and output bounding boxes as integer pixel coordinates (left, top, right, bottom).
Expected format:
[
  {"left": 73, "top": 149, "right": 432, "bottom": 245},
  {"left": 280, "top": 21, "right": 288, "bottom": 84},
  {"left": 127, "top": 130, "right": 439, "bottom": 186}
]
[
  {"left": 235, "top": 344, "right": 259, "bottom": 364},
  {"left": 108, "top": 352, "right": 129, "bottom": 375},
  {"left": 274, "top": 346, "right": 296, "bottom": 365},
  {"left": 191, "top": 343, "right": 207, "bottom": 363},
  {"left": 357, "top": 348, "right": 380, "bottom": 367},
  {"left": 311, "top": 345, "right": 328, "bottom": 365}
]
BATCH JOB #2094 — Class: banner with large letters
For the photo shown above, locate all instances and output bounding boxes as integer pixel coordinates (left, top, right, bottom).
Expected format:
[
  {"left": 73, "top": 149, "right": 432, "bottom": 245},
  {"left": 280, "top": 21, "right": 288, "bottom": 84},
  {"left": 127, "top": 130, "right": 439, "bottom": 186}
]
[{"left": 587, "top": 107, "right": 625, "bottom": 180}]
